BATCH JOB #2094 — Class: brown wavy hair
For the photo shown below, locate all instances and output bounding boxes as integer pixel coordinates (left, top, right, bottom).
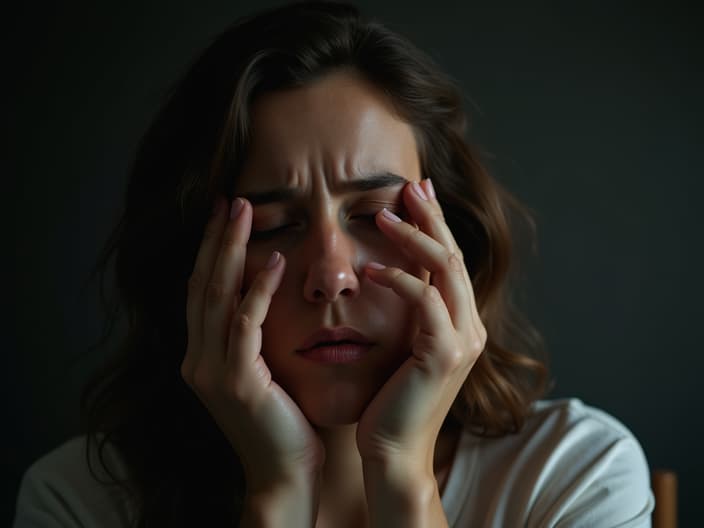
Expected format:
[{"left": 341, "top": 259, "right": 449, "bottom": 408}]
[{"left": 78, "top": 2, "right": 550, "bottom": 526}]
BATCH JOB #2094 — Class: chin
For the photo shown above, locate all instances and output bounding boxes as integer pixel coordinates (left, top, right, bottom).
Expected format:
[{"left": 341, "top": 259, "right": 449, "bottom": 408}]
[
  {"left": 297, "top": 382, "right": 376, "bottom": 427},
  {"left": 307, "top": 408, "right": 362, "bottom": 427}
]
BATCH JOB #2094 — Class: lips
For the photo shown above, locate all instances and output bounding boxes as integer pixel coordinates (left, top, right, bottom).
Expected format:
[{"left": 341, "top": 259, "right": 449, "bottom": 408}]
[
  {"left": 298, "top": 326, "right": 372, "bottom": 352},
  {"left": 297, "top": 327, "right": 374, "bottom": 364}
]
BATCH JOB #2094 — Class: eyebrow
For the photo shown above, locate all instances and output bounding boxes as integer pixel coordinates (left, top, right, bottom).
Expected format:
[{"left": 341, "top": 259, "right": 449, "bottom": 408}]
[{"left": 240, "top": 172, "right": 408, "bottom": 206}]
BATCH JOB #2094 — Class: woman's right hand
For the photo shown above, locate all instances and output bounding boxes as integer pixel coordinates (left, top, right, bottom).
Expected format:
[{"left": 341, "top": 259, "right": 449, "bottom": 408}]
[{"left": 181, "top": 196, "right": 324, "bottom": 496}]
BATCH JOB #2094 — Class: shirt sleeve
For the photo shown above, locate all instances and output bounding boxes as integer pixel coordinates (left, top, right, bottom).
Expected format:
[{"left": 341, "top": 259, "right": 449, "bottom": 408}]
[
  {"left": 549, "top": 436, "right": 654, "bottom": 527},
  {"left": 13, "top": 464, "right": 83, "bottom": 528},
  {"left": 526, "top": 405, "right": 655, "bottom": 528},
  {"left": 12, "top": 437, "right": 133, "bottom": 528}
]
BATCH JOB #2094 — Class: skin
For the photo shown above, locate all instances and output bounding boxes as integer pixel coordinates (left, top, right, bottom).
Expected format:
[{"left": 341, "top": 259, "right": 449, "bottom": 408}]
[
  {"left": 182, "top": 69, "right": 487, "bottom": 527},
  {"left": 237, "top": 69, "right": 427, "bottom": 428}
]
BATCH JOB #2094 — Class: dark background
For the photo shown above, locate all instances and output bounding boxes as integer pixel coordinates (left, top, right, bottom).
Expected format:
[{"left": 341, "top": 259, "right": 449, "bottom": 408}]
[{"left": 6, "top": 0, "right": 702, "bottom": 525}]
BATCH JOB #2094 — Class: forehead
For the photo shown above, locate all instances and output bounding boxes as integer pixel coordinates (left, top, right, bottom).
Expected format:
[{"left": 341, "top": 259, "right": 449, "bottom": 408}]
[{"left": 236, "top": 69, "right": 421, "bottom": 193}]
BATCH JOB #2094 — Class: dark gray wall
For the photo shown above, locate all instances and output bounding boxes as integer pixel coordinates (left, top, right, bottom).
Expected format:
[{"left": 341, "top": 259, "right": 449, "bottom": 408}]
[{"left": 7, "top": 0, "right": 702, "bottom": 525}]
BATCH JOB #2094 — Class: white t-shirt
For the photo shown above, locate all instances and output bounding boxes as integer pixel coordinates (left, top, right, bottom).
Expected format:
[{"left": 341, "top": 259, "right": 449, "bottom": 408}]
[{"left": 12, "top": 398, "right": 654, "bottom": 527}]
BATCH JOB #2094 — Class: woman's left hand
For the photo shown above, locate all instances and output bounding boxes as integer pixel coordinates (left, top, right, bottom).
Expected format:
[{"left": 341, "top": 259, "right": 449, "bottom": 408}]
[{"left": 356, "top": 178, "right": 487, "bottom": 476}]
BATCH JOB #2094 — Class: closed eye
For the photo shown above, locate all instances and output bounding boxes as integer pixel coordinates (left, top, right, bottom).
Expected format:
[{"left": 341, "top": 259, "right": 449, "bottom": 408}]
[
  {"left": 351, "top": 213, "right": 379, "bottom": 223},
  {"left": 351, "top": 211, "right": 402, "bottom": 228},
  {"left": 249, "top": 209, "right": 405, "bottom": 241},
  {"left": 250, "top": 223, "right": 299, "bottom": 240}
]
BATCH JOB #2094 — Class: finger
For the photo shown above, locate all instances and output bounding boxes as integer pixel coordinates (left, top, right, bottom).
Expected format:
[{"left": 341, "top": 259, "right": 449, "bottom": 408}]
[
  {"left": 202, "top": 198, "right": 253, "bottom": 362},
  {"left": 417, "top": 179, "right": 473, "bottom": 292},
  {"left": 227, "top": 251, "right": 285, "bottom": 372},
  {"left": 413, "top": 179, "right": 455, "bottom": 251},
  {"left": 406, "top": 179, "right": 480, "bottom": 330},
  {"left": 374, "top": 203, "right": 472, "bottom": 332},
  {"left": 419, "top": 178, "right": 474, "bottom": 298},
  {"left": 185, "top": 196, "right": 230, "bottom": 366},
  {"left": 364, "top": 264, "right": 461, "bottom": 376}
]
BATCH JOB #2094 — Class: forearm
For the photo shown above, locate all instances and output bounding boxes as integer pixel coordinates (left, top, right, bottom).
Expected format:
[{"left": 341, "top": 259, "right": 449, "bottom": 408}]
[{"left": 362, "top": 457, "right": 448, "bottom": 528}]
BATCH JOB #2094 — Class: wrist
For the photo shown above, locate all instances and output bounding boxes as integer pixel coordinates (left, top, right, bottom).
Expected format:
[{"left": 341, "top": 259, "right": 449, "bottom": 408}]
[
  {"left": 240, "top": 472, "right": 319, "bottom": 528},
  {"left": 362, "top": 457, "right": 442, "bottom": 528},
  {"left": 361, "top": 453, "right": 433, "bottom": 490}
]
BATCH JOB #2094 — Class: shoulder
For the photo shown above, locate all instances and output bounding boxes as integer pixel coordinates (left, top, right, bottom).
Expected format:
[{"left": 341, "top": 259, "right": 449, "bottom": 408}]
[
  {"left": 524, "top": 397, "right": 647, "bottom": 456},
  {"left": 522, "top": 398, "right": 654, "bottom": 526},
  {"left": 12, "top": 435, "right": 135, "bottom": 528},
  {"left": 529, "top": 397, "right": 636, "bottom": 434},
  {"left": 446, "top": 398, "right": 654, "bottom": 527}
]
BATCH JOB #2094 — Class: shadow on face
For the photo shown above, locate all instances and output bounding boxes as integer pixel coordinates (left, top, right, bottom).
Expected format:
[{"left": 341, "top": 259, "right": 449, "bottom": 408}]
[{"left": 232, "top": 69, "right": 429, "bottom": 426}]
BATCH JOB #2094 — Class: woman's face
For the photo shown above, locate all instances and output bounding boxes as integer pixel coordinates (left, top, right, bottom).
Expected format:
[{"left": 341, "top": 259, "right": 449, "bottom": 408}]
[{"left": 234, "top": 69, "right": 428, "bottom": 427}]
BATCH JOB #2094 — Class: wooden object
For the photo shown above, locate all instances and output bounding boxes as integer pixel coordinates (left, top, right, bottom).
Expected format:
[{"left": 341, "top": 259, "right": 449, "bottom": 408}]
[{"left": 651, "top": 470, "right": 677, "bottom": 528}]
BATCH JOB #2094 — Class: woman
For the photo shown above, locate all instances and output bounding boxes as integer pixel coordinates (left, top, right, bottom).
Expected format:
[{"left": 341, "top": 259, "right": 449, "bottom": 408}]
[{"left": 13, "top": 2, "right": 654, "bottom": 527}]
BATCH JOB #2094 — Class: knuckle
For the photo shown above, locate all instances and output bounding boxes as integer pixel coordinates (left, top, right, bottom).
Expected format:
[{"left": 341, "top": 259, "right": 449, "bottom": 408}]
[
  {"left": 205, "top": 281, "right": 226, "bottom": 307},
  {"left": 475, "top": 328, "right": 488, "bottom": 352},
  {"left": 447, "top": 252, "right": 463, "bottom": 273},
  {"left": 466, "top": 330, "right": 487, "bottom": 360},
  {"left": 388, "top": 267, "right": 405, "bottom": 281},
  {"left": 446, "top": 346, "right": 466, "bottom": 371},
  {"left": 437, "top": 345, "right": 464, "bottom": 373},
  {"left": 232, "top": 312, "right": 254, "bottom": 334},
  {"left": 422, "top": 284, "right": 443, "bottom": 305},
  {"left": 471, "top": 339, "right": 484, "bottom": 355},
  {"left": 251, "top": 356, "right": 272, "bottom": 388}
]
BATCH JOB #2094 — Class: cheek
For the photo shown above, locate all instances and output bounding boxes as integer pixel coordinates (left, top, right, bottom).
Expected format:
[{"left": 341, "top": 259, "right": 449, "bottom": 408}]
[
  {"left": 366, "top": 242, "right": 427, "bottom": 282},
  {"left": 375, "top": 290, "right": 419, "bottom": 341}
]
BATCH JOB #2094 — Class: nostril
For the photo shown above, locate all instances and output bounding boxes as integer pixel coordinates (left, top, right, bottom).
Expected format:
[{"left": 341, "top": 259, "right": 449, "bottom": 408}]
[
  {"left": 305, "top": 267, "right": 360, "bottom": 302},
  {"left": 312, "top": 287, "right": 354, "bottom": 301}
]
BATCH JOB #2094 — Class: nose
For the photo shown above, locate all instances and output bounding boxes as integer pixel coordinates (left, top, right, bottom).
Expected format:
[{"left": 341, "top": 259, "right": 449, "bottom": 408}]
[{"left": 302, "top": 220, "right": 361, "bottom": 303}]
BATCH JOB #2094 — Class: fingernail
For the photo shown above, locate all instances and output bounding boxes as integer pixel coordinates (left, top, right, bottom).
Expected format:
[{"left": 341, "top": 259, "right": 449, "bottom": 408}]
[
  {"left": 367, "top": 261, "right": 386, "bottom": 270},
  {"left": 382, "top": 208, "right": 402, "bottom": 223},
  {"left": 265, "top": 250, "right": 281, "bottom": 269},
  {"left": 412, "top": 181, "right": 428, "bottom": 201},
  {"left": 424, "top": 178, "right": 436, "bottom": 200},
  {"left": 230, "top": 198, "right": 244, "bottom": 219}
]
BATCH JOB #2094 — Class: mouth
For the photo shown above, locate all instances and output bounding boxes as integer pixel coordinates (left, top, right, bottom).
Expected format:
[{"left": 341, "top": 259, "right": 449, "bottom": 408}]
[
  {"left": 298, "top": 341, "right": 373, "bottom": 364},
  {"left": 297, "top": 327, "right": 374, "bottom": 363}
]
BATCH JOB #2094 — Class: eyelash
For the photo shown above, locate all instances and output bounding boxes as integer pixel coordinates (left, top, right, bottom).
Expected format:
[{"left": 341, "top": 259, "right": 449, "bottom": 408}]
[
  {"left": 250, "top": 213, "right": 391, "bottom": 241},
  {"left": 250, "top": 224, "right": 298, "bottom": 240}
]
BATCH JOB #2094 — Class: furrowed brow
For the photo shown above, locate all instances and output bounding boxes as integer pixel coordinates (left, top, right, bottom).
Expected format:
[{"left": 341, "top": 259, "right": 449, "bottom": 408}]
[
  {"left": 241, "top": 188, "right": 298, "bottom": 206},
  {"left": 241, "top": 172, "right": 408, "bottom": 206},
  {"left": 339, "top": 171, "right": 408, "bottom": 192}
]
